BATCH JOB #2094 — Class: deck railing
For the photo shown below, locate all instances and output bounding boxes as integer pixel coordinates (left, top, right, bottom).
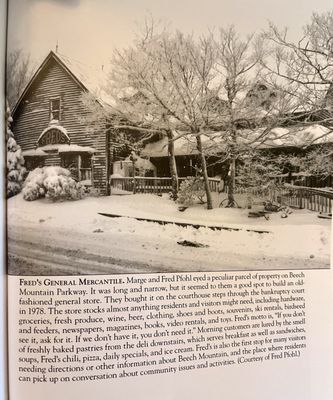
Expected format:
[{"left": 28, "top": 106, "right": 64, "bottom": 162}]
[
  {"left": 110, "top": 176, "right": 220, "bottom": 194},
  {"left": 275, "top": 185, "right": 333, "bottom": 214},
  {"left": 235, "top": 184, "right": 333, "bottom": 214},
  {"left": 110, "top": 177, "right": 332, "bottom": 213}
]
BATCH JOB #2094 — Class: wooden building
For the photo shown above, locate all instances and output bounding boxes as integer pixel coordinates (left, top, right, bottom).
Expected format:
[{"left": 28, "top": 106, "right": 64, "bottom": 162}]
[
  {"left": 140, "top": 135, "right": 226, "bottom": 178},
  {"left": 12, "top": 50, "right": 333, "bottom": 194},
  {"left": 140, "top": 124, "right": 333, "bottom": 186},
  {"left": 12, "top": 50, "right": 113, "bottom": 194}
]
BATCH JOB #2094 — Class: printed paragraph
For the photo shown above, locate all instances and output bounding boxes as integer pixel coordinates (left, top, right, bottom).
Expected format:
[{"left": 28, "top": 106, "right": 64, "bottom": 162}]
[{"left": 15, "top": 271, "right": 306, "bottom": 384}]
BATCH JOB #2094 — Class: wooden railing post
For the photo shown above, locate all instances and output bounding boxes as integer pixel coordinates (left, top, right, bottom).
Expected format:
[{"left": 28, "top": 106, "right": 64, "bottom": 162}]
[
  {"left": 133, "top": 176, "right": 136, "bottom": 194},
  {"left": 299, "top": 189, "right": 303, "bottom": 209}
]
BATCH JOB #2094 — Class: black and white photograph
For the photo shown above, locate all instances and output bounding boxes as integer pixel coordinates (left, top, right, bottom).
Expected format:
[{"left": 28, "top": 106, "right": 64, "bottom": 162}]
[{"left": 6, "top": 0, "right": 333, "bottom": 275}]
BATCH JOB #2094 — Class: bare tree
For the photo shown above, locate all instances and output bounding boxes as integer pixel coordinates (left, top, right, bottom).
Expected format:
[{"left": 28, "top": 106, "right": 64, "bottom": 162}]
[
  {"left": 105, "top": 23, "right": 282, "bottom": 207},
  {"left": 210, "top": 14, "right": 333, "bottom": 203},
  {"left": 109, "top": 22, "right": 224, "bottom": 208},
  {"left": 261, "top": 11, "right": 333, "bottom": 128},
  {"left": 248, "top": 11, "right": 333, "bottom": 189},
  {"left": 211, "top": 26, "right": 265, "bottom": 207},
  {"left": 84, "top": 15, "right": 333, "bottom": 206},
  {"left": 6, "top": 49, "right": 34, "bottom": 108}
]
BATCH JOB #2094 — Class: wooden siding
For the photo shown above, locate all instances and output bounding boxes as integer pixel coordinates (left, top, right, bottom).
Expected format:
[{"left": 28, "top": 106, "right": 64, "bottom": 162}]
[
  {"left": 44, "top": 154, "right": 61, "bottom": 167},
  {"left": 12, "top": 56, "right": 108, "bottom": 193}
]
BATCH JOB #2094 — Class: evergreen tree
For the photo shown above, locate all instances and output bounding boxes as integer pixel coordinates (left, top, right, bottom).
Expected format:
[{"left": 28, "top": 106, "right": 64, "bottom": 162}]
[{"left": 6, "top": 103, "right": 26, "bottom": 197}]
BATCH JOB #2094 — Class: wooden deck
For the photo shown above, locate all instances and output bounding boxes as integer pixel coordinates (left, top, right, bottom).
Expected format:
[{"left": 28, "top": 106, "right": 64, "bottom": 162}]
[
  {"left": 276, "top": 185, "right": 333, "bottom": 214},
  {"left": 236, "top": 184, "right": 333, "bottom": 214},
  {"left": 110, "top": 176, "right": 220, "bottom": 194},
  {"left": 110, "top": 177, "right": 332, "bottom": 213}
]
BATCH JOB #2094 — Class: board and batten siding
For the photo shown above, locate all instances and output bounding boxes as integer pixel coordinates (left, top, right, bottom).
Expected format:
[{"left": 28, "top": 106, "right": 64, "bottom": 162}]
[{"left": 12, "top": 57, "right": 108, "bottom": 193}]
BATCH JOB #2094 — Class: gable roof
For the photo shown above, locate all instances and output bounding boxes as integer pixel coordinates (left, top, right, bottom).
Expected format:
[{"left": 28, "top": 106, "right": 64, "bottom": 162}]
[{"left": 12, "top": 50, "right": 114, "bottom": 115}]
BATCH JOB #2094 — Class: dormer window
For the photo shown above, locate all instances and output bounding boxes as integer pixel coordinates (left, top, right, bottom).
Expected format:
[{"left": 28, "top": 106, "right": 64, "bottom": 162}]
[{"left": 50, "top": 98, "right": 61, "bottom": 121}]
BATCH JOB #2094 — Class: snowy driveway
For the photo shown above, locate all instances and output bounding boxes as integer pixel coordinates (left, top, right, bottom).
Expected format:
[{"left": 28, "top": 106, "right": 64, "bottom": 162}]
[{"left": 7, "top": 194, "right": 331, "bottom": 275}]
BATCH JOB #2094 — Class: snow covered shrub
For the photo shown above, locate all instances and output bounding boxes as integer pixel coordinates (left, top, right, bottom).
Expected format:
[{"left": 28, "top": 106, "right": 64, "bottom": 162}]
[
  {"left": 22, "top": 167, "right": 84, "bottom": 201},
  {"left": 22, "top": 168, "right": 45, "bottom": 201},
  {"left": 6, "top": 104, "right": 26, "bottom": 197},
  {"left": 177, "top": 177, "right": 206, "bottom": 206},
  {"left": 236, "top": 152, "right": 286, "bottom": 203},
  {"left": 44, "top": 170, "right": 84, "bottom": 201}
]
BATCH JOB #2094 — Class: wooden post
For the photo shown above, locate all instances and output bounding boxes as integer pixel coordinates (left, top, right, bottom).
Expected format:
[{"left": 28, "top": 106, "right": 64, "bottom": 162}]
[
  {"left": 77, "top": 154, "right": 82, "bottom": 182},
  {"left": 105, "top": 130, "right": 111, "bottom": 196},
  {"left": 132, "top": 162, "right": 136, "bottom": 194},
  {"left": 90, "top": 154, "right": 93, "bottom": 186}
]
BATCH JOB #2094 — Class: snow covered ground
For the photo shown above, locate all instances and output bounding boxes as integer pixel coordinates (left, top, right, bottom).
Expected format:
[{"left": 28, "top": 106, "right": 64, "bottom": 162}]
[{"left": 7, "top": 192, "right": 331, "bottom": 274}]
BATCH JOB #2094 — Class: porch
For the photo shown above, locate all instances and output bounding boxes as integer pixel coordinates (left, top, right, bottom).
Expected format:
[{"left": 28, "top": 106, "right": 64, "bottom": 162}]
[
  {"left": 23, "top": 145, "right": 95, "bottom": 185},
  {"left": 110, "top": 176, "right": 332, "bottom": 214}
]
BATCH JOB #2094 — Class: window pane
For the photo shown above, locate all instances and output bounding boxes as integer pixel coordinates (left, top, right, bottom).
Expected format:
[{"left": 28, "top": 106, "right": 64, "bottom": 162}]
[
  {"left": 61, "top": 154, "right": 76, "bottom": 169},
  {"left": 50, "top": 98, "right": 61, "bottom": 120},
  {"left": 52, "top": 99, "right": 60, "bottom": 109},
  {"left": 81, "top": 154, "right": 92, "bottom": 168}
]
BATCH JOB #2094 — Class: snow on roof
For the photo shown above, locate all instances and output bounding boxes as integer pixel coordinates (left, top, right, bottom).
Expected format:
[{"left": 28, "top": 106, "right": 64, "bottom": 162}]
[
  {"left": 141, "top": 124, "right": 333, "bottom": 157},
  {"left": 141, "top": 132, "right": 234, "bottom": 158},
  {"left": 254, "top": 124, "right": 333, "bottom": 148},
  {"left": 58, "top": 144, "right": 96, "bottom": 154},
  {"left": 124, "top": 155, "right": 156, "bottom": 171},
  {"left": 12, "top": 50, "right": 115, "bottom": 115},
  {"left": 38, "top": 144, "right": 96, "bottom": 154},
  {"left": 141, "top": 136, "right": 201, "bottom": 158},
  {"left": 55, "top": 52, "right": 115, "bottom": 108},
  {"left": 22, "top": 149, "right": 47, "bottom": 157}
]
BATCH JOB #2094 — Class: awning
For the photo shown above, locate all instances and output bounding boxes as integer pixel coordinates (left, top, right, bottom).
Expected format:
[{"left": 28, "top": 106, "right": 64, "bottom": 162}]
[
  {"left": 58, "top": 144, "right": 96, "bottom": 154},
  {"left": 38, "top": 144, "right": 96, "bottom": 154},
  {"left": 22, "top": 149, "right": 47, "bottom": 157}
]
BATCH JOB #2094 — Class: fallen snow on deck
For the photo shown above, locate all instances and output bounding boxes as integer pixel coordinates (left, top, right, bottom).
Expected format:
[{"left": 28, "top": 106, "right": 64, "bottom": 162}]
[{"left": 7, "top": 193, "right": 331, "bottom": 271}]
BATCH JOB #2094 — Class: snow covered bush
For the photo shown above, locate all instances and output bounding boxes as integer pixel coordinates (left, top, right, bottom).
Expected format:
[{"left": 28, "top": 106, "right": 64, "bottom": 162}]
[
  {"left": 177, "top": 177, "right": 206, "bottom": 206},
  {"left": 22, "top": 166, "right": 85, "bottom": 201},
  {"left": 236, "top": 153, "right": 286, "bottom": 200},
  {"left": 22, "top": 168, "right": 45, "bottom": 201},
  {"left": 6, "top": 104, "right": 26, "bottom": 197}
]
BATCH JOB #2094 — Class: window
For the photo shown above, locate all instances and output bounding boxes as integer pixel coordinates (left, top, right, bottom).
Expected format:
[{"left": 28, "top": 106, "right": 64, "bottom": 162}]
[
  {"left": 25, "top": 157, "right": 45, "bottom": 171},
  {"left": 61, "top": 153, "right": 77, "bottom": 171},
  {"left": 61, "top": 153, "right": 79, "bottom": 180},
  {"left": 81, "top": 154, "right": 92, "bottom": 169},
  {"left": 50, "top": 98, "right": 61, "bottom": 121}
]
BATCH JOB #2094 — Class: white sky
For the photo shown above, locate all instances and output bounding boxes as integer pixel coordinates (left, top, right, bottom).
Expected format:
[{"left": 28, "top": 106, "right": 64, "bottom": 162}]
[{"left": 7, "top": 0, "right": 333, "bottom": 70}]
